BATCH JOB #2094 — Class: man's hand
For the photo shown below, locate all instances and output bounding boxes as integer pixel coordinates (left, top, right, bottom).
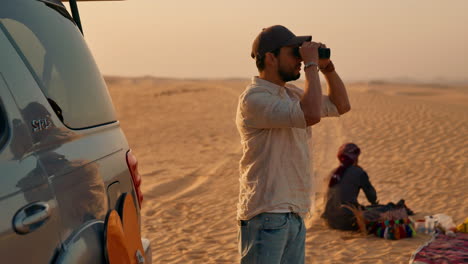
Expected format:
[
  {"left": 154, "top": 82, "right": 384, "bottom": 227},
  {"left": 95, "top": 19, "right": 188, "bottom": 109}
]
[{"left": 299, "top": 41, "right": 320, "bottom": 65}]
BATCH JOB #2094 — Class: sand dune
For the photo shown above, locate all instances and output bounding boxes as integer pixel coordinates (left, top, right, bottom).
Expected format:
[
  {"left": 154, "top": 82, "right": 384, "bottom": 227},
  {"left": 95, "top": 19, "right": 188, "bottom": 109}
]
[{"left": 107, "top": 76, "right": 467, "bottom": 264}]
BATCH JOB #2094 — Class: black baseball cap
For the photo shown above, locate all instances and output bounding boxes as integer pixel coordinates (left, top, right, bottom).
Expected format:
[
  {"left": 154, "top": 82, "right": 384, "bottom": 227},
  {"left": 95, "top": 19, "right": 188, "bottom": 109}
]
[{"left": 251, "top": 25, "right": 312, "bottom": 59}]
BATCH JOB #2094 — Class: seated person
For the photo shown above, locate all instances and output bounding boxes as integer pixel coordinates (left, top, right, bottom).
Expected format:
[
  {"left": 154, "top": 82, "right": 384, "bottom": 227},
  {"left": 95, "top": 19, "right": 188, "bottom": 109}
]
[{"left": 321, "top": 143, "right": 378, "bottom": 230}]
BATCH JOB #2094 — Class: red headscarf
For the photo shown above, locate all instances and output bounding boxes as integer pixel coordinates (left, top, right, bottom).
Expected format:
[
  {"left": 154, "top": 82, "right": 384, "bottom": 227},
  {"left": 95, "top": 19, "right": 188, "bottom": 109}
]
[{"left": 329, "top": 143, "right": 361, "bottom": 187}]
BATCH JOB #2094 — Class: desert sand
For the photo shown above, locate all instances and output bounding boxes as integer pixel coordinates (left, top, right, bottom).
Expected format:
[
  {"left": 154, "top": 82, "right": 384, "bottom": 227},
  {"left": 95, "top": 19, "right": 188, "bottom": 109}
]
[{"left": 106, "top": 76, "right": 467, "bottom": 264}]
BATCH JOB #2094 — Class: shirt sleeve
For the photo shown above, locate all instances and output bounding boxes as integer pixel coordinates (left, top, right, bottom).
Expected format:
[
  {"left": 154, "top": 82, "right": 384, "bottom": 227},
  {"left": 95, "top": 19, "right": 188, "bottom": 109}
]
[
  {"left": 285, "top": 84, "right": 339, "bottom": 118},
  {"left": 321, "top": 95, "right": 340, "bottom": 117},
  {"left": 360, "top": 171, "right": 378, "bottom": 204},
  {"left": 241, "top": 89, "right": 306, "bottom": 129}
]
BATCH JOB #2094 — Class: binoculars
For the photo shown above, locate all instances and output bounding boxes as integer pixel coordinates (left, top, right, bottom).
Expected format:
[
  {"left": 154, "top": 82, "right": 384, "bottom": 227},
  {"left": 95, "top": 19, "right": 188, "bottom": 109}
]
[{"left": 293, "top": 47, "right": 331, "bottom": 60}]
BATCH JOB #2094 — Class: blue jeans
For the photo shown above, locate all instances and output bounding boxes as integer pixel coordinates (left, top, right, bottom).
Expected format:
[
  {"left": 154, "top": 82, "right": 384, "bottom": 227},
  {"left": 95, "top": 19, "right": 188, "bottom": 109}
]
[{"left": 238, "top": 212, "right": 306, "bottom": 264}]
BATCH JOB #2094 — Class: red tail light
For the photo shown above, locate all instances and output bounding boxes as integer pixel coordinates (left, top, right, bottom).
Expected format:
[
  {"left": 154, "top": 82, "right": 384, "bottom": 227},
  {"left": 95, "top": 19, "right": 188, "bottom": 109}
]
[{"left": 126, "top": 149, "right": 143, "bottom": 208}]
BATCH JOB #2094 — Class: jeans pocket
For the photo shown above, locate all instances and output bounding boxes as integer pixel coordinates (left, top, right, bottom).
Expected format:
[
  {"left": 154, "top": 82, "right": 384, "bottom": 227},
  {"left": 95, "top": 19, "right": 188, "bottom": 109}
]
[
  {"left": 239, "top": 223, "right": 252, "bottom": 258},
  {"left": 262, "top": 214, "right": 289, "bottom": 230}
]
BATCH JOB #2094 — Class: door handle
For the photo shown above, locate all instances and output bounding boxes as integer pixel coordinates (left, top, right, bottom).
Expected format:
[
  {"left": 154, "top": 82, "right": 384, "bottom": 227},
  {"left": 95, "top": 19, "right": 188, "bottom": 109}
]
[{"left": 13, "top": 202, "right": 51, "bottom": 234}]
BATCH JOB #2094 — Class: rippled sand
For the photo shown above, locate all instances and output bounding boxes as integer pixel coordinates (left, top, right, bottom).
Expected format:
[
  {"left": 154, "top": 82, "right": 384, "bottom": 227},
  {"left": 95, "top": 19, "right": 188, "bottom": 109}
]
[{"left": 107, "top": 77, "right": 467, "bottom": 264}]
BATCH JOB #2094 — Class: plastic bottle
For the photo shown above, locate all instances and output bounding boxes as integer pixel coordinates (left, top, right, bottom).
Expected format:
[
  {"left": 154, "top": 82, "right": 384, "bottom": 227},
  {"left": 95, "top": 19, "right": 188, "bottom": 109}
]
[
  {"left": 424, "top": 216, "right": 434, "bottom": 234},
  {"left": 414, "top": 219, "right": 425, "bottom": 233}
]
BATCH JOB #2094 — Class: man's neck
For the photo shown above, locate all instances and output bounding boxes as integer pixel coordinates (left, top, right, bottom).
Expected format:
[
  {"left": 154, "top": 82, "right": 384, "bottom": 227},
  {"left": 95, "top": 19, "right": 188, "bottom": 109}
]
[{"left": 259, "top": 71, "right": 285, "bottom": 87}]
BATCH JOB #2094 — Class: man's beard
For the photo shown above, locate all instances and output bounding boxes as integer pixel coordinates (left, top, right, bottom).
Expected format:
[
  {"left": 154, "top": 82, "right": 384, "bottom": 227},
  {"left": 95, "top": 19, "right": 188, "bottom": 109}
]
[{"left": 278, "top": 65, "right": 300, "bottom": 82}]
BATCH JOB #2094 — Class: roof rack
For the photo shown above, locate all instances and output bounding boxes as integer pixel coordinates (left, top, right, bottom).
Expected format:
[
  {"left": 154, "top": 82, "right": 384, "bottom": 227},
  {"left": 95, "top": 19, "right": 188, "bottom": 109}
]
[{"left": 61, "top": 0, "right": 124, "bottom": 34}]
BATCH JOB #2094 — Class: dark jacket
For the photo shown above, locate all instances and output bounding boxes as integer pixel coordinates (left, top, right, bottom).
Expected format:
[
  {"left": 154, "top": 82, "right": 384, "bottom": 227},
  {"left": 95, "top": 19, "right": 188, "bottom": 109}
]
[{"left": 322, "top": 165, "right": 377, "bottom": 230}]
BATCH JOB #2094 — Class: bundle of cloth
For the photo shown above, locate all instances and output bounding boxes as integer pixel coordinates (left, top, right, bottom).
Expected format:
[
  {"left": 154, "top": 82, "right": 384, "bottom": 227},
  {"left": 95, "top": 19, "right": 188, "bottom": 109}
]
[{"left": 362, "top": 201, "right": 416, "bottom": 239}]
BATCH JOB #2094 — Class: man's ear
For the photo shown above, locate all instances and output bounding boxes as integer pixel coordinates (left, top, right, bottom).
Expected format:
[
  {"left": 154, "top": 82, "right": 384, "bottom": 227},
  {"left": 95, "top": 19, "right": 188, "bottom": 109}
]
[{"left": 264, "top": 52, "right": 278, "bottom": 68}]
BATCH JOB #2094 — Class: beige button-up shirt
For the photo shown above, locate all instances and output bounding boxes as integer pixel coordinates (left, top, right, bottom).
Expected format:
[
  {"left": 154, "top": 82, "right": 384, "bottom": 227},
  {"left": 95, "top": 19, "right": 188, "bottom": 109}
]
[{"left": 236, "top": 77, "right": 340, "bottom": 220}]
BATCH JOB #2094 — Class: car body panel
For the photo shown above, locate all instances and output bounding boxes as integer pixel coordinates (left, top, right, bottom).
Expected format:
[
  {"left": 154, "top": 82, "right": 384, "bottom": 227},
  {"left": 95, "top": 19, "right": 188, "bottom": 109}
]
[
  {"left": 0, "top": 0, "right": 151, "bottom": 262},
  {"left": 0, "top": 69, "right": 62, "bottom": 263},
  {"left": 54, "top": 220, "right": 106, "bottom": 264}
]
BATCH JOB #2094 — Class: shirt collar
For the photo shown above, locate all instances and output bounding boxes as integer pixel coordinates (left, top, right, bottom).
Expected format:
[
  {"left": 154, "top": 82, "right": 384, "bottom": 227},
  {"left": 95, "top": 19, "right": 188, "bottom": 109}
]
[{"left": 251, "top": 76, "right": 286, "bottom": 96}]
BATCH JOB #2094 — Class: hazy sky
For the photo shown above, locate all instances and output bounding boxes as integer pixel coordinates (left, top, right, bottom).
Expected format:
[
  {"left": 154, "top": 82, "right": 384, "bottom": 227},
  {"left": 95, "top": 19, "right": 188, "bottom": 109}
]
[{"left": 70, "top": 0, "right": 468, "bottom": 82}]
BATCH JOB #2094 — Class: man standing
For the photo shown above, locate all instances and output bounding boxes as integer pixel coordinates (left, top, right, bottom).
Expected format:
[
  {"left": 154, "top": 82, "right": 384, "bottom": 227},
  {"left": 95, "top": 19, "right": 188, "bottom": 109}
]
[{"left": 236, "top": 25, "right": 351, "bottom": 263}]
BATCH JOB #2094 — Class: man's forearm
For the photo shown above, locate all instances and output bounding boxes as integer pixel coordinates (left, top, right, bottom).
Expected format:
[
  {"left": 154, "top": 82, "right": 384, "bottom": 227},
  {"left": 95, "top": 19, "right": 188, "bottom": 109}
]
[
  {"left": 324, "top": 70, "right": 350, "bottom": 114},
  {"left": 300, "top": 66, "right": 322, "bottom": 126}
]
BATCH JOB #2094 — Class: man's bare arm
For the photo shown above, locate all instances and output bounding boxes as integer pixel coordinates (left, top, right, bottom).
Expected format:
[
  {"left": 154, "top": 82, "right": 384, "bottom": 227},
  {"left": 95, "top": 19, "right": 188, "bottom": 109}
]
[{"left": 323, "top": 68, "right": 351, "bottom": 114}]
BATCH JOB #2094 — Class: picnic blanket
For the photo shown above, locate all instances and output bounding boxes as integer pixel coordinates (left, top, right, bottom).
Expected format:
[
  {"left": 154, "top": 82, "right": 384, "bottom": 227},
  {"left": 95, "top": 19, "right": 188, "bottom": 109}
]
[{"left": 409, "top": 232, "right": 468, "bottom": 264}]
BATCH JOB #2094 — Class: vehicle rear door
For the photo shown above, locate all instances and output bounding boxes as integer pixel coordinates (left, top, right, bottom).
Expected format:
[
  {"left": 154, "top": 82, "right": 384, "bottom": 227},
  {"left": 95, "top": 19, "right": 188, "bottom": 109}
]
[{"left": 0, "top": 31, "right": 62, "bottom": 262}]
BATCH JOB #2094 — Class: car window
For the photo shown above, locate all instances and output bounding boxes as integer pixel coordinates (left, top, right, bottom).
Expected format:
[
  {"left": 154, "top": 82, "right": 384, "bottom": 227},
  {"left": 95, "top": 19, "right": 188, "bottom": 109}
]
[{"left": 0, "top": 0, "right": 116, "bottom": 129}]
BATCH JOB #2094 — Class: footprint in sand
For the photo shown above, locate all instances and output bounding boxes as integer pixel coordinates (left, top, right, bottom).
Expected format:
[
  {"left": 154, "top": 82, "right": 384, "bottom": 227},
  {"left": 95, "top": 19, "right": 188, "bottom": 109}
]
[{"left": 147, "top": 145, "right": 240, "bottom": 202}]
